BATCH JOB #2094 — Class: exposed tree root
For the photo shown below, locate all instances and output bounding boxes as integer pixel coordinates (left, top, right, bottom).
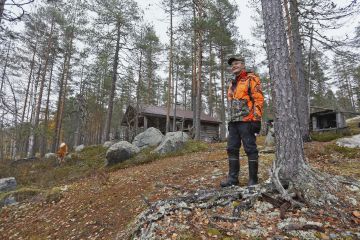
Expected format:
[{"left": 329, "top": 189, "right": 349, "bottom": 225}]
[
  {"left": 116, "top": 186, "right": 267, "bottom": 239},
  {"left": 271, "top": 162, "right": 360, "bottom": 224},
  {"left": 117, "top": 163, "right": 360, "bottom": 239}
]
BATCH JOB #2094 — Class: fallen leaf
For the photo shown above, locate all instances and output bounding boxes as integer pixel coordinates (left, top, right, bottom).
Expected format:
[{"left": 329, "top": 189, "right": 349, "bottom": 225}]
[
  {"left": 319, "top": 233, "right": 330, "bottom": 240},
  {"left": 352, "top": 211, "right": 360, "bottom": 218}
]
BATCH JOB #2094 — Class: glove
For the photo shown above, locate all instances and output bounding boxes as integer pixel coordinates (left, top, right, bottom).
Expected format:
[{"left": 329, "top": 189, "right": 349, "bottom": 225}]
[{"left": 251, "top": 121, "right": 261, "bottom": 134}]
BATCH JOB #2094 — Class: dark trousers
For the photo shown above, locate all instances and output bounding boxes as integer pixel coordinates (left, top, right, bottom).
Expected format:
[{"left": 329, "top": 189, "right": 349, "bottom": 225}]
[{"left": 227, "top": 121, "right": 258, "bottom": 160}]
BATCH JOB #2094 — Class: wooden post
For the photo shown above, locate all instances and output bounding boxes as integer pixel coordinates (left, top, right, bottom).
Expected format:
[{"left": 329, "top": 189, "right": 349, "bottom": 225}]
[
  {"left": 144, "top": 116, "right": 148, "bottom": 130},
  {"left": 156, "top": 118, "right": 160, "bottom": 129}
]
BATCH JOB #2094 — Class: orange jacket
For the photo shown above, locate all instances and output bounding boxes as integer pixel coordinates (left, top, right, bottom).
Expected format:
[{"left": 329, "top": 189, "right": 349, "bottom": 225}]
[
  {"left": 57, "top": 143, "right": 68, "bottom": 158},
  {"left": 227, "top": 71, "right": 264, "bottom": 122}
]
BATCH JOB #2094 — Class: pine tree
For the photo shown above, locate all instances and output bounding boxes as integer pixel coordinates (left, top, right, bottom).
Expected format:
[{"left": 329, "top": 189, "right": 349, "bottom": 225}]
[{"left": 88, "top": 0, "right": 140, "bottom": 142}]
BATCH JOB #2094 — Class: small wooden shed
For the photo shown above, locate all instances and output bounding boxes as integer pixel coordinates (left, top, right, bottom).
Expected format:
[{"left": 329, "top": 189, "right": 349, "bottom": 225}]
[
  {"left": 121, "top": 105, "right": 222, "bottom": 141},
  {"left": 310, "top": 109, "right": 347, "bottom": 132}
]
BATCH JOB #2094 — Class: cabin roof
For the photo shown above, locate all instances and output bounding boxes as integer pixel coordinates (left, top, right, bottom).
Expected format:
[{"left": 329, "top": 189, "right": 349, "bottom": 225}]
[{"left": 122, "top": 105, "right": 222, "bottom": 124}]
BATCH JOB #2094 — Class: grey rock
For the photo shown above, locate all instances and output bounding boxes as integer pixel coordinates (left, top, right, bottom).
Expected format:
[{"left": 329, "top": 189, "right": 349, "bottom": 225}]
[
  {"left": 74, "top": 144, "right": 85, "bottom": 152},
  {"left": 336, "top": 134, "right": 360, "bottom": 148},
  {"left": 329, "top": 233, "right": 338, "bottom": 239},
  {"left": 103, "top": 141, "right": 115, "bottom": 148},
  {"left": 44, "top": 153, "right": 57, "bottom": 160},
  {"left": 0, "top": 177, "right": 17, "bottom": 192},
  {"left": 152, "top": 131, "right": 189, "bottom": 154},
  {"left": 3, "top": 196, "right": 17, "bottom": 206},
  {"left": 64, "top": 153, "right": 73, "bottom": 161},
  {"left": 254, "top": 201, "right": 273, "bottom": 213},
  {"left": 264, "top": 127, "right": 275, "bottom": 147},
  {"left": 347, "top": 197, "right": 357, "bottom": 206},
  {"left": 132, "top": 127, "right": 164, "bottom": 149},
  {"left": 341, "top": 231, "right": 353, "bottom": 237},
  {"left": 287, "top": 231, "right": 316, "bottom": 239},
  {"left": 106, "top": 141, "right": 140, "bottom": 166},
  {"left": 272, "top": 236, "right": 285, "bottom": 240}
]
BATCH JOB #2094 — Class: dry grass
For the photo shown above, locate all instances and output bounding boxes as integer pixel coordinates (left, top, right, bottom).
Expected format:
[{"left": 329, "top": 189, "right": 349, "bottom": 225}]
[{"left": 0, "top": 145, "right": 107, "bottom": 188}]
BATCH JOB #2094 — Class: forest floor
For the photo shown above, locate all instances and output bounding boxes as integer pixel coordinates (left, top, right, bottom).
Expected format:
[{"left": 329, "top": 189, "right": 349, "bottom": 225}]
[{"left": 0, "top": 137, "right": 360, "bottom": 240}]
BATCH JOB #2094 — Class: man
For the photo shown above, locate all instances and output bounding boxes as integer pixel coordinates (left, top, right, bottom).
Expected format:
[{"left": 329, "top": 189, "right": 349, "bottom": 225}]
[
  {"left": 220, "top": 56, "right": 264, "bottom": 187},
  {"left": 57, "top": 142, "right": 68, "bottom": 165}
]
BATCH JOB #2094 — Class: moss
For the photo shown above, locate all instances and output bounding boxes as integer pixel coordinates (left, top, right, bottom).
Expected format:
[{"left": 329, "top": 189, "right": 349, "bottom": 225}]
[
  {"left": 311, "top": 131, "right": 350, "bottom": 142},
  {"left": 347, "top": 119, "right": 360, "bottom": 135},
  {"left": 0, "top": 145, "right": 107, "bottom": 189},
  {"left": 0, "top": 187, "right": 44, "bottom": 204},
  {"left": 207, "top": 228, "right": 222, "bottom": 236},
  {"left": 45, "top": 187, "right": 63, "bottom": 203},
  {"left": 178, "top": 234, "right": 201, "bottom": 240},
  {"left": 324, "top": 144, "right": 360, "bottom": 159}
]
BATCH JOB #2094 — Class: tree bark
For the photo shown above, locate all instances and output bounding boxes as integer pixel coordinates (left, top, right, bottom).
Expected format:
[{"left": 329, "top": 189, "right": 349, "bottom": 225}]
[
  {"left": 283, "top": 0, "right": 297, "bottom": 86},
  {"left": 22, "top": 43, "right": 37, "bottom": 123},
  {"left": 289, "top": 0, "right": 310, "bottom": 141},
  {"left": 166, "top": 0, "right": 173, "bottom": 134},
  {"left": 27, "top": 63, "right": 42, "bottom": 157},
  {"left": 173, "top": 53, "right": 179, "bottom": 132},
  {"left": 41, "top": 53, "right": 55, "bottom": 156},
  {"left": 0, "top": 41, "right": 10, "bottom": 95},
  {"left": 135, "top": 46, "right": 143, "bottom": 137},
  {"left": 74, "top": 65, "right": 85, "bottom": 146},
  {"left": 219, "top": 46, "right": 226, "bottom": 140},
  {"left": 194, "top": 0, "right": 204, "bottom": 140},
  {"left": 208, "top": 42, "right": 213, "bottom": 117},
  {"left": 0, "top": 0, "right": 5, "bottom": 25},
  {"left": 31, "top": 18, "right": 54, "bottom": 157},
  {"left": 103, "top": 22, "right": 121, "bottom": 142},
  {"left": 261, "top": 0, "right": 305, "bottom": 180},
  {"left": 53, "top": 30, "right": 74, "bottom": 151},
  {"left": 191, "top": 4, "right": 197, "bottom": 135}
]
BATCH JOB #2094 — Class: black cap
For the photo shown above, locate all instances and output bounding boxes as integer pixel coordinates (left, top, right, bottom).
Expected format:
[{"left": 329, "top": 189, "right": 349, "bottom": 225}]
[{"left": 227, "top": 55, "right": 245, "bottom": 65}]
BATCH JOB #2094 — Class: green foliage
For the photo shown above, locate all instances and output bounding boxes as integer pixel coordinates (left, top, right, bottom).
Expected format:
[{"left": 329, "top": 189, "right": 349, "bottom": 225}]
[
  {"left": 310, "top": 131, "right": 350, "bottom": 142},
  {"left": 45, "top": 187, "right": 64, "bottom": 203},
  {"left": 0, "top": 187, "right": 44, "bottom": 205},
  {"left": 347, "top": 120, "right": 360, "bottom": 135},
  {"left": 207, "top": 228, "right": 221, "bottom": 236},
  {"left": 0, "top": 145, "right": 106, "bottom": 188},
  {"left": 325, "top": 144, "right": 360, "bottom": 159},
  {"left": 0, "top": 140, "right": 208, "bottom": 191}
]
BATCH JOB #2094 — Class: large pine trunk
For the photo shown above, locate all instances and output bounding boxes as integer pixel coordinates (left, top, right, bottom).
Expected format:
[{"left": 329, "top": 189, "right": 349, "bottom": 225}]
[
  {"left": 260, "top": 0, "right": 360, "bottom": 210},
  {"left": 261, "top": 0, "right": 305, "bottom": 181}
]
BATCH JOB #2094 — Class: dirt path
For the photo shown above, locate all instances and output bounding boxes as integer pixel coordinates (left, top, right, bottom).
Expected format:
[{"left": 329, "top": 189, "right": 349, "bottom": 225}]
[{"left": 0, "top": 141, "right": 359, "bottom": 239}]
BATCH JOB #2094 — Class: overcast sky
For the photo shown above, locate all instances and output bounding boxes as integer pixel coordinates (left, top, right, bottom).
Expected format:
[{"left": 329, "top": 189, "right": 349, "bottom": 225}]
[
  {"left": 137, "top": 0, "right": 359, "bottom": 44},
  {"left": 136, "top": 0, "right": 360, "bottom": 80},
  {"left": 137, "top": 0, "right": 254, "bottom": 43}
]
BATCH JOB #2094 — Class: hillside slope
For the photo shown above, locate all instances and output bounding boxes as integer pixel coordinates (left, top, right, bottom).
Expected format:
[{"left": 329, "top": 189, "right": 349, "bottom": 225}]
[{"left": 0, "top": 140, "right": 359, "bottom": 239}]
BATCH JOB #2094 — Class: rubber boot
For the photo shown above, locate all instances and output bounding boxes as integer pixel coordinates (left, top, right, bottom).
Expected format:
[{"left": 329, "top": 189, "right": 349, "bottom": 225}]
[
  {"left": 220, "top": 158, "right": 240, "bottom": 187},
  {"left": 248, "top": 159, "right": 258, "bottom": 186}
]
